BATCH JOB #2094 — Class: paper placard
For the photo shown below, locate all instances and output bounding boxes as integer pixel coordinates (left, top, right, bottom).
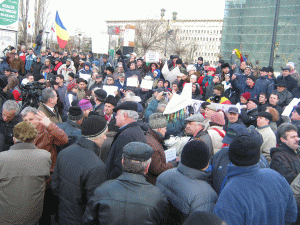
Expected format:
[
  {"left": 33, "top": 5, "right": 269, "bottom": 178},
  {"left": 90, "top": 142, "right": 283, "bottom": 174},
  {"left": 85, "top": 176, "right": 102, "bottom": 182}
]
[
  {"left": 146, "top": 51, "right": 159, "bottom": 63},
  {"left": 103, "top": 85, "right": 118, "bottom": 97},
  {"left": 127, "top": 77, "right": 138, "bottom": 87},
  {"left": 79, "top": 73, "right": 91, "bottom": 82},
  {"left": 140, "top": 79, "right": 153, "bottom": 90},
  {"left": 282, "top": 98, "right": 300, "bottom": 117},
  {"left": 165, "top": 148, "right": 177, "bottom": 163}
]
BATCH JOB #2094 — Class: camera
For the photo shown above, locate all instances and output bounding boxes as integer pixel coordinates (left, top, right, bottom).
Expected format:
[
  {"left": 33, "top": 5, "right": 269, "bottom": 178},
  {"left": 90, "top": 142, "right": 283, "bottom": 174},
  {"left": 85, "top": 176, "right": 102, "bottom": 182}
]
[
  {"left": 21, "top": 81, "right": 46, "bottom": 109},
  {"left": 163, "top": 92, "right": 168, "bottom": 96},
  {"left": 209, "top": 95, "right": 221, "bottom": 103}
]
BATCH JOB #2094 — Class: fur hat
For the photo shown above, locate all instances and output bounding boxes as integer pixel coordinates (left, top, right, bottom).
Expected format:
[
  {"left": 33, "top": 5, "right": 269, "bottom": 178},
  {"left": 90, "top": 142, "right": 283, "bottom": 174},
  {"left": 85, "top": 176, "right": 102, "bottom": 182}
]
[
  {"left": 68, "top": 106, "right": 83, "bottom": 121},
  {"left": 187, "top": 64, "right": 197, "bottom": 73},
  {"left": 13, "top": 121, "right": 38, "bottom": 143}
]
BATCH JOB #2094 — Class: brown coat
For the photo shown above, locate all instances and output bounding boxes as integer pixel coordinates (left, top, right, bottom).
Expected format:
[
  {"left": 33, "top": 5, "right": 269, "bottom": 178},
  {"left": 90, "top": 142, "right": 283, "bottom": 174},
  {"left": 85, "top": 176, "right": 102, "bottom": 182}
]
[
  {"left": 34, "top": 122, "right": 68, "bottom": 172},
  {"left": 38, "top": 102, "right": 62, "bottom": 124},
  {"left": 145, "top": 129, "right": 174, "bottom": 185},
  {"left": 10, "top": 58, "right": 25, "bottom": 74}
]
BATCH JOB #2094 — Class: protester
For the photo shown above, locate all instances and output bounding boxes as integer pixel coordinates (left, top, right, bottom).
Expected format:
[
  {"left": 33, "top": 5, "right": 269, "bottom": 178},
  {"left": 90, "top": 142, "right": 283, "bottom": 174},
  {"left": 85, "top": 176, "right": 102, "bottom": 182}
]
[
  {"left": 52, "top": 115, "right": 108, "bottom": 225},
  {"left": 0, "top": 121, "right": 51, "bottom": 224},
  {"left": 83, "top": 142, "right": 168, "bottom": 225},
  {"left": 214, "top": 135, "right": 297, "bottom": 225}
]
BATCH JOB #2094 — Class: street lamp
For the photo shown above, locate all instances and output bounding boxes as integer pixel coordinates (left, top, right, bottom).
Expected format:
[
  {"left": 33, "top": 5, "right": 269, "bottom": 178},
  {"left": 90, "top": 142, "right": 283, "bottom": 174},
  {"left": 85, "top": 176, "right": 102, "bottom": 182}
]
[
  {"left": 160, "top": 8, "right": 178, "bottom": 57},
  {"left": 78, "top": 32, "right": 82, "bottom": 52},
  {"left": 45, "top": 31, "right": 50, "bottom": 48}
]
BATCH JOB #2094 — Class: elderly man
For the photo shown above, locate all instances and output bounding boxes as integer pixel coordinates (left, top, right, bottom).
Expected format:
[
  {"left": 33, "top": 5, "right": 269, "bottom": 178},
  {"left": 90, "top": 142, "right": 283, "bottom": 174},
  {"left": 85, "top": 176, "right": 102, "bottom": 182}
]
[
  {"left": 271, "top": 123, "right": 300, "bottom": 184},
  {"left": 157, "top": 140, "right": 218, "bottom": 223},
  {"left": 185, "top": 114, "right": 213, "bottom": 155},
  {"left": 256, "top": 112, "right": 276, "bottom": 162},
  {"left": 145, "top": 113, "right": 177, "bottom": 185},
  {"left": 0, "top": 100, "right": 22, "bottom": 151},
  {"left": 84, "top": 142, "right": 168, "bottom": 224},
  {"left": 93, "top": 89, "right": 107, "bottom": 115},
  {"left": 52, "top": 115, "right": 108, "bottom": 225},
  {"left": 272, "top": 80, "right": 293, "bottom": 108},
  {"left": 38, "top": 87, "right": 62, "bottom": 124},
  {"left": 103, "top": 95, "right": 118, "bottom": 131},
  {"left": 106, "top": 101, "right": 147, "bottom": 180},
  {"left": 20, "top": 106, "right": 68, "bottom": 224},
  {"left": 0, "top": 121, "right": 51, "bottom": 225},
  {"left": 277, "top": 66, "right": 297, "bottom": 92}
]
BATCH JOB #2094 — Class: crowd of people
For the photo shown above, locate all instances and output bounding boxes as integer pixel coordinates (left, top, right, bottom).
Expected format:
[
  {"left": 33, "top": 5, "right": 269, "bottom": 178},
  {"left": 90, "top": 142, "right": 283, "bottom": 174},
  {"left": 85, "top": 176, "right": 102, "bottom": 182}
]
[{"left": 1, "top": 43, "right": 300, "bottom": 225}]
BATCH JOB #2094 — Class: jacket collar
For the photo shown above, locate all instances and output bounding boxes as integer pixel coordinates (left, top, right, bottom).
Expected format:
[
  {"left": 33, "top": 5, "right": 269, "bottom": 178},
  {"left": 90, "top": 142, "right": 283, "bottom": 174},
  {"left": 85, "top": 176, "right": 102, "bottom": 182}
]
[
  {"left": 77, "top": 137, "right": 99, "bottom": 154},
  {"left": 10, "top": 142, "right": 37, "bottom": 150},
  {"left": 118, "top": 121, "right": 140, "bottom": 132},
  {"left": 148, "top": 128, "right": 163, "bottom": 144},
  {"left": 117, "top": 172, "right": 149, "bottom": 185},
  {"left": 66, "top": 119, "right": 82, "bottom": 129},
  {"left": 280, "top": 143, "right": 299, "bottom": 155},
  {"left": 227, "top": 164, "right": 260, "bottom": 180},
  {"left": 177, "top": 163, "right": 209, "bottom": 181}
]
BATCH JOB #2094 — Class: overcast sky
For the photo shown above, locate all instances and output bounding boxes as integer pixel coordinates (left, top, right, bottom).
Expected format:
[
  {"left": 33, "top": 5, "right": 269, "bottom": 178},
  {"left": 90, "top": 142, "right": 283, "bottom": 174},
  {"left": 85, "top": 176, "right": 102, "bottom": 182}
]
[{"left": 32, "top": 0, "right": 226, "bottom": 36}]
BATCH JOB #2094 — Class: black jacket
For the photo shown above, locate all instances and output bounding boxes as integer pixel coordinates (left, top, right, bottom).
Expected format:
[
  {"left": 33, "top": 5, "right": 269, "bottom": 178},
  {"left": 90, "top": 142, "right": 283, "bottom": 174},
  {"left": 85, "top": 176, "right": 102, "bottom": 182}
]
[
  {"left": 35, "top": 33, "right": 43, "bottom": 46},
  {"left": 240, "top": 107, "right": 258, "bottom": 127},
  {"left": 270, "top": 143, "right": 300, "bottom": 184},
  {"left": 83, "top": 172, "right": 168, "bottom": 225},
  {"left": 52, "top": 137, "right": 107, "bottom": 225},
  {"left": 57, "top": 119, "right": 82, "bottom": 152},
  {"left": 0, "top": 115, "right": 22, "bottom": 151},
  {"left": 105, "top": 122, "right": 147, "bottom": 180}
]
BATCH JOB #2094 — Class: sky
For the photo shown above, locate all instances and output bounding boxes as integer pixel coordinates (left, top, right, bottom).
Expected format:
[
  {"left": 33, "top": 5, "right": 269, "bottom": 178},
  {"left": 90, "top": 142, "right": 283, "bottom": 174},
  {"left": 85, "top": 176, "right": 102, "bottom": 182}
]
[{"left": 30, "top": 0, "right": 226, "bottom": 36}]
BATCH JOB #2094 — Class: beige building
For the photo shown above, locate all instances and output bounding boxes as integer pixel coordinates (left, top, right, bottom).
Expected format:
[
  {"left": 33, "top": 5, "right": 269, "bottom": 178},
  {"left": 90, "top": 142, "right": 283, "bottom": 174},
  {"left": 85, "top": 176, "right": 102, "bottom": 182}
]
[{"left": 106, "top": 19, "right": 223, "bottom": 65}]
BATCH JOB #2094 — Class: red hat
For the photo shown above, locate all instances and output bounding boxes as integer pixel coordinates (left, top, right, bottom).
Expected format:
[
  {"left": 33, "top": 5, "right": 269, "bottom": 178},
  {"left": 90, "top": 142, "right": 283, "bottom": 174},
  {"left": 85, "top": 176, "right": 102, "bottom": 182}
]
[
  {"left": 207, "top": 67, "right": 216, "bottom": 73},
  {"left": 211, "top": 112, "right": 225, "bottom": 126},
  {"left": 241, "top": 92, "right": 251, "bottom": 101}
]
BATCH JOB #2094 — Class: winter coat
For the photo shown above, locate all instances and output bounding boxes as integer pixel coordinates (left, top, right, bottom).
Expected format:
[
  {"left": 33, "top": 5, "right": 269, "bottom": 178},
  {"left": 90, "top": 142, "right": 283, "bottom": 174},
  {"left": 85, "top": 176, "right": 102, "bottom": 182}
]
[
  {"left": 232, "top": 79, "right": 260, "bottom": 99},
  {"left": 114, "top": 79, "right": 126, "bottom": 90},
  {"left": 255, "top": 76, "right": 274, "bottom": 96},
  {"left": 38, "top": 102, "right": 62, "bottom": 124},
  {"left": 240, "top": 107, "right": 258, "bottom": 127},
  {"left": 25, "top": 54, "right": 36, "bottom": 71},
  {"left": 145, "top": 129, "right": 174, "bottom": 185},
  {"left": 34, "top": 122, "right": 68, "bottom": 172},
  {"left": 10, "top": 58, "right": 25, "bottom": 74},
  {"left": 256, "top": 125, "right": 277, "bottom": 162},
  {"left": 214, "top": 164, "right": 297, "bottom": 225},
  {"left": 57, "top": 119, "right": 82, "bottom": 152},
  {"left": 192, "top": 129, "right": 214, "bottom": 156},
  {"left": 52, "top": 137, "right": 107, "bottom": 225},
  {"left": 57, "top": 62, "right": 76, "bottom": 81},
  {"left": 272, "top": 89, "right": 293, "bottom": 108},
  {"left": 270, "top": 143, "right": 300, "bottom": 184},
  {"left": 0, "top": 115, "right": 22, "bottom": 151},
  {"left": 35, "top": 33, "right": 43, "bottom": 46},
  {"left": 207, "top": 125, "right": 226, "bottom": 155},
  {"left": 83, "top": 172, "right": 168, "bottom": 225},
  {"left": 144, "top": 98, "right": 168, "bottom": 122},
  {"left": 210, "top": 146, "right": 269, "bottom": 195},
  {"left": 156, "top": 163, "right": 218, "bottom": 222},
  {"left": 30, "top": 60, "right": 43, "bottom": 77},
  {"left": 99, "top": 131, "right": 117, "bottom": 163},
  {"left": 105, "top": 121, "right": 147, "bottom": 180},
  {"left": 72, "top": 55, "right": 80, "bottom": 72},
  {"left": 204, "top": 82, "right": 219, "bottom": 101},
  {"left": 0, "top": 143, "right": 51, "bottom": 225},
  {"left": 276, "top": 74, "right": 297, "bottom": 93},
  {"left": 292, "top": 86, "right": 300, "bottom": 99},
  {"left": 89, "top": 81, "right": 103, "bottom": 91}
]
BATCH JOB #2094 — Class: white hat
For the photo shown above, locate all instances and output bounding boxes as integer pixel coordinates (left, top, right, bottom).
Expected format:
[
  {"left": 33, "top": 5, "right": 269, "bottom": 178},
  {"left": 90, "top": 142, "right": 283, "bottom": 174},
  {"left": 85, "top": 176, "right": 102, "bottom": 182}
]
[
  {"left": 187, "top": 64, "right": 196, "bottom": 73},
  {"left": 130, "top": 52, "right": 137, "bottom": 57}
]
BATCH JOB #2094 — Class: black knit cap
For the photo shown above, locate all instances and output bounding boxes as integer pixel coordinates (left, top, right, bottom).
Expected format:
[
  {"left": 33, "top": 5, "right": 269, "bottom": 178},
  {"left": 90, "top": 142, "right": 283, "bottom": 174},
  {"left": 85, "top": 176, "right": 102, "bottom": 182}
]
[
  {"left": 105, "top": 95, "right": 117, "bottom": 107},
  {"left": 247, "top": 75, "right": 256, "bottom": 82},
  {"left": 94, "top": 89, "right": 107, "bottom": 101},
  {"left": 116, "top": 49, "right": 122, "bottom": 55},
  {"left": 176, "top": 58, "right": 183, "bottom": 65},
  {"left": 181, "top": 139, "right": 210, "bottom": 170},
  {"left": 68, "top": 106, "right": 83, "bottom": 121},
  {"left": 113, "top": 101, "right": 138, "bottom": 112},
  {"left": 229, "top": 135, "right": 260, "bottom": 167},
  {"left": 221, "top": 62, "right": 230, "bottom": 70},
  {"left": 248, "top": 98, "right": 259, "bottom": 105},
  {"left": 81, "top": 115, "right": 107, "bottom": 139}
]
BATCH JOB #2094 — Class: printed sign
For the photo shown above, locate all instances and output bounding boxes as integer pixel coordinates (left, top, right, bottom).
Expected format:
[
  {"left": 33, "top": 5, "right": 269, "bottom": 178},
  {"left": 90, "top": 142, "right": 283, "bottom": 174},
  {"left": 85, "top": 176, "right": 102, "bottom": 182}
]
[
  {"left": 140, "top": 79, "right": 153, "bottom": 90},
  {"left": 165, "top": 148, "right": 177, "bottom": 163},
  {"left": 145, "top": 51, "right": 159, "bottom": 63},
  {"left": 0, "top": 0, "right": 19, "bottom": 31}
]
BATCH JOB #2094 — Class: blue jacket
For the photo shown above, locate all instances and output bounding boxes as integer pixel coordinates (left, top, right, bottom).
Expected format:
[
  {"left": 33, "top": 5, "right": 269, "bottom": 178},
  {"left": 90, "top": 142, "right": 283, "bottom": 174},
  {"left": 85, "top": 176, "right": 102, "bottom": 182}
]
[
  {"left": 114, "top": 79, "right": 126, "bottom": 90},
  {"left": 209, "top": 147, "right": 269, "bottom": 195},
  {"left": 214, "top": 164, "right": 297, "bottom": 225},
  {"left": 255, "top": 76, "right": 274, "bottom": 96},
  {"left": 25, "top": 54, "right": 36, "bottom": 71},
  {"left": 232, "top": 79, "right": 260, "bottom": 99},
  {"left": 157, "top": 163, "right": 218, "bottom": 217}
]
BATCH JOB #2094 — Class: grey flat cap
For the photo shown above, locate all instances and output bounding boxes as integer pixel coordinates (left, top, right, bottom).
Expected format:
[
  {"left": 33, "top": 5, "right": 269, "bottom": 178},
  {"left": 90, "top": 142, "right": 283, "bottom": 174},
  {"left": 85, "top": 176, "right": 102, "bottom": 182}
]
[
  {"left": 123, "top": 142, "right": 153, "bottom": 162},
  {"left": 185, "top": 114, "right": 205, "bottom": 124},
  {"left": 206, "top": 104, "right": 217, "bottom": 111}
]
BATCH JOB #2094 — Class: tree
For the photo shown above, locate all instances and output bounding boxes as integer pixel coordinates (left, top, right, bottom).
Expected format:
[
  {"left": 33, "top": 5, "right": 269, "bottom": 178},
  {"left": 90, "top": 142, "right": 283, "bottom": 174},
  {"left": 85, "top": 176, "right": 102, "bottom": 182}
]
[
  {"left": 33, "top": 0, "right": 51, "bottom": 40},
  {"left": 18, "top": 0, "right": 30, "bottom": 45},
  {"left": 134, "top": 20, "right": 167, "bottom": 55}
]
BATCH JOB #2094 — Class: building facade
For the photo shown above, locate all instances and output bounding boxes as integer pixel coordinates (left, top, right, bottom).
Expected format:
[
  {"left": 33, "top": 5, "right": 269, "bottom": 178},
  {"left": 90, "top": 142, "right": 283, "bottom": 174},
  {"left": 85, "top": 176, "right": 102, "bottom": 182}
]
[
  {"left": 220, "top": 0, "right": 300, "bottom": 72},
  {"left": 106, "top": 19, "right": 223, "bottom": 65}
]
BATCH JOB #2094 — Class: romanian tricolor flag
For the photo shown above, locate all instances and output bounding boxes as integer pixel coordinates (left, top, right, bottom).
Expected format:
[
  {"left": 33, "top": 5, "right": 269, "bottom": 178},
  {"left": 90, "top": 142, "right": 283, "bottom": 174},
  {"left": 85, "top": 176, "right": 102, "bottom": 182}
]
[
  {"left": 55, "top": 11, "right": 69, "bottom": 49},
  {"left": 234, "top": 48, "right": 247, "bottom": 63}
]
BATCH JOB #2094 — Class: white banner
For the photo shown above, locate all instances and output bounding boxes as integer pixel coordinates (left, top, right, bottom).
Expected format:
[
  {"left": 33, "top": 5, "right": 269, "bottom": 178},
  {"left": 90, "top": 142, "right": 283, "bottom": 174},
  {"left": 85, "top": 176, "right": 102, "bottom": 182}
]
[
  {"left": 92, "top": 33, "right": 109, "bottom": 54},
  {"left": 145, "top": 51, "right": 159, "bottom": 63}
]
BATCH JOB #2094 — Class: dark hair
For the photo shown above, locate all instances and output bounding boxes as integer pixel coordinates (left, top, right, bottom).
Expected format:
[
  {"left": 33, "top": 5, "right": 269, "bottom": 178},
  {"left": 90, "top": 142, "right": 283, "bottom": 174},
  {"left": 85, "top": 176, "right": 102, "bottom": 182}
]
[
  {"left": 76, "top": 78, "right": 87, "bottom": 85},
  {"left": 277, "top": 123, "right": 298, "bottom": 140},
  {"left": 56, "top": 75, "right": 64, "bottom": 80},
  {"left": 39, "top": 30, "right": 43, "bottom": 34},
  {"left": 259, "top": 92, "right": 267, "bottom": 98},
  {"left": 270, "top": 92, "right": 279, "bottom": 99}
]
